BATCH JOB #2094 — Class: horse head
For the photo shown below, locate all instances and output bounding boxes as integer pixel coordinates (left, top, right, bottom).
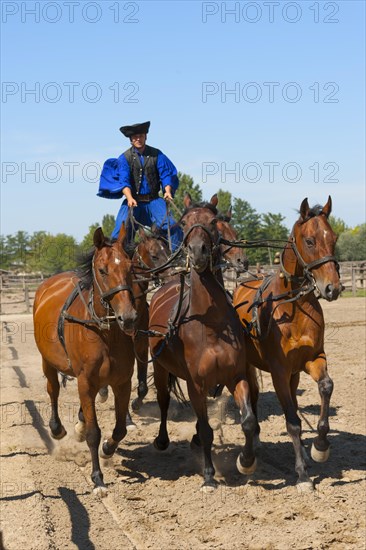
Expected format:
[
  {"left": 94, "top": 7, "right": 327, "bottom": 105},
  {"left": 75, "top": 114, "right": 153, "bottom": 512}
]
[
  {"left": 290, "top": 196, "right": 341, "bottom": 301},
  {"left": 209, "top": 195, "right": 248, "bottom": 273},
  {"left": 181, "top": 193, "right": 220, "bottom": 273},
  {"left": 93, "top": 223, "right": 137, "bottom": 334},
  {"left": 135, "top": 226, "right": 170, "bottom": 270}
]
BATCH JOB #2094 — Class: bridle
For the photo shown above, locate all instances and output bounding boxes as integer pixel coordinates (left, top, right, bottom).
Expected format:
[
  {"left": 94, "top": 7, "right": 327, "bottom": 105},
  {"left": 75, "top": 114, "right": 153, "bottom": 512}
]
[
  {"left": 280, "top": 235, "right": 339, "bottom": 285},
  {"left": 92, "top": 254, "right": 135, "bottom": 311}
]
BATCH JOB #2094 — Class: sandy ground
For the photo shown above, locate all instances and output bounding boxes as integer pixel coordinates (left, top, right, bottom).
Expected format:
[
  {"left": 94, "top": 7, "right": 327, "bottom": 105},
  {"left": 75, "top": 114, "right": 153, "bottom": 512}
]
[{"left": 0, "top": 297, "right": 365, "bottom": 550}]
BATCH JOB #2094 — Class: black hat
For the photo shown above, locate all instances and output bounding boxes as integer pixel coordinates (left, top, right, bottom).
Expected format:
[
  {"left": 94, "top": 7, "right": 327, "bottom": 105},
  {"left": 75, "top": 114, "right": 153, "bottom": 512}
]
[{"left": 119, "top": 121, "right": 150, "bottom": 137}]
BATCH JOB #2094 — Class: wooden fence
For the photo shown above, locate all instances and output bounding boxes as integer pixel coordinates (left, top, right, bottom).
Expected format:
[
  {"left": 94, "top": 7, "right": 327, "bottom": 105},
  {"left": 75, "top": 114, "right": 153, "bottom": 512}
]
[{"left": 0, "top": 261, "right": 364, "bottom": 314}]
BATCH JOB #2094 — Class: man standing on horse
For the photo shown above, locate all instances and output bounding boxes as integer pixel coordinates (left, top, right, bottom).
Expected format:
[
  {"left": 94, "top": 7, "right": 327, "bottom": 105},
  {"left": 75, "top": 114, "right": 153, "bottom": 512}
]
[{"left": 97, "top": 121, "right": 182, "bottom": 251}]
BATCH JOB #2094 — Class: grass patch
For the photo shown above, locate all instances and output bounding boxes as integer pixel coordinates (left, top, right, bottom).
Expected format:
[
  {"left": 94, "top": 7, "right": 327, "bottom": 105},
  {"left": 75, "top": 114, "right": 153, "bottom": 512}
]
[{"left": 341, "top": 289, "right": 366, "bottom": 298}]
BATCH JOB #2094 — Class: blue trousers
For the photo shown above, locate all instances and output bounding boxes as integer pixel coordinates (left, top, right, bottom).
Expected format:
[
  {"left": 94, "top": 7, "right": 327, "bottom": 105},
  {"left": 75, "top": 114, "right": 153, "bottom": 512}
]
[{"left": 112, "top": 197, "right": 183, "bottom": 251}]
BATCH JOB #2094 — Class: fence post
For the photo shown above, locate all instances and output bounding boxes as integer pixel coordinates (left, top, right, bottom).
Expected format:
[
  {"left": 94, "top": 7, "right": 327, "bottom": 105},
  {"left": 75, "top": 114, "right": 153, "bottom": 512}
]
[
  {"left": 24, "top": 285, "right": 30, "bottom": 313},
  {"left": 352, "top": 266, "right": 357, "bottom": 297}
]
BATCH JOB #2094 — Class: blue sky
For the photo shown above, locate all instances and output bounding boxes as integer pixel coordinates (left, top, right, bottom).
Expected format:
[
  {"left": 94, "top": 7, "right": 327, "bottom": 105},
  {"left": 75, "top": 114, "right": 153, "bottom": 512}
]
[{"left": 1, "top": 0, "right": 365, "bottom": 240}]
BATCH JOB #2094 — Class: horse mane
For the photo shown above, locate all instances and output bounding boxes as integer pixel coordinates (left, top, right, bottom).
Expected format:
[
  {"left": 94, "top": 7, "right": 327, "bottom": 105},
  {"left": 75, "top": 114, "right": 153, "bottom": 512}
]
[
  {"left": 298, "top": 204, "right": 324, "bottom": 223},
  {"left": 216, "top": 212, "right": 231, "bottom": 223},
  {"left": 76, "top": 237, "right": 136, "bottom": 289}
]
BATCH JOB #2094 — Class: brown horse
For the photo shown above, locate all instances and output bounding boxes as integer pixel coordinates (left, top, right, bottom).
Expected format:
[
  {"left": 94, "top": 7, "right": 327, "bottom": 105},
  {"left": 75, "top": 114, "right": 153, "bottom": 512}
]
[
  {"left": 98, "top": 225, "right": 172, "bottom": 412},
  {"left": 233, "top": 197, "right": 341, "bottom": 491},
  {"left": 148, "top": 196, "right": 259, "bottom": 490},
  {"left": 33, "top": 224, "right": 167, "bottom": 494}
]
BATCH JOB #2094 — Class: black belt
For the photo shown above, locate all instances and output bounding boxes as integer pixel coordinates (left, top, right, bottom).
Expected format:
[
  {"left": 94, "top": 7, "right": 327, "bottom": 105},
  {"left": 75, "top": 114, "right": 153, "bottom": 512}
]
[{"left": 135, "top": 193, "right": 159, "bottom": 203}]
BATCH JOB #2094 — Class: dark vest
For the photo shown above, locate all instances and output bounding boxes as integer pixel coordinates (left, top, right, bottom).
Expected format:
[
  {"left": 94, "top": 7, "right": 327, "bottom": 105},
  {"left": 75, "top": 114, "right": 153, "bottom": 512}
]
[{"left": 123, "top": 145, "right": 161, "bottom": 199}]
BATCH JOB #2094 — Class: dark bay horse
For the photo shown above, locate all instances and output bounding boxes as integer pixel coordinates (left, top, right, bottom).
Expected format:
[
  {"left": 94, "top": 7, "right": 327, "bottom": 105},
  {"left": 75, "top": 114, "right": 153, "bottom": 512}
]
[
  {"left": 233, "top": 197, "right": 341, "bottom": 491},
  {"left": 148, "top": 196, "right": 259, "bottom": 491},
  {"left": 33, "top": 224, "right": 166, "bottom": 495}
]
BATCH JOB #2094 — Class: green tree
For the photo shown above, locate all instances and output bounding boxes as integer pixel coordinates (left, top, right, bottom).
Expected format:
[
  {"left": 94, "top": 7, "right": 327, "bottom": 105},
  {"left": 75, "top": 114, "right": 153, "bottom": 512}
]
[
  {"left": 329, "top": 215, "right": 348, "bottom": 237},
  {"left": 38, "top": 233, "right": 78, "bottom": 275},
  {"left": 216, "top": 189, "right": 232, "bottom": 214},
  {"left": 80, "top": 214, "right": 116, "bottom": 254},
  {"left": 337, "top": 224, "right": 366, "bottom": 261},
  {"left": 173, "top": 172, "right": 202, "bottom": 213},
  {"left": 0, "top": 231, "right": 31, "bottom": 271},
  {"left": 231, "top": 198, "right": 262, "bottom": 264},
  {"left": 101, "top": 214, "right": 116, "bottom": 237},
  {"left": 28, "top": 231, "right": 49, "bottom": 272},
  {"left": 259, "top": 212, "right": 289, "bottom": 265}
]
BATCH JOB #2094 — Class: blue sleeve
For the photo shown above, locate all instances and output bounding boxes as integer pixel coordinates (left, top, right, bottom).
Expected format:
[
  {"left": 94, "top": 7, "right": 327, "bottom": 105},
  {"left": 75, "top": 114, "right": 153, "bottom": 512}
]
[
  {"left": 117, "top": 153, "right": 132, "bottom": 191},
  {"left": 157, "top": 152, "right": 179, "bottom": 194},
  {"left": 97, "top": 154, "right": 131, "bottom": 199}
]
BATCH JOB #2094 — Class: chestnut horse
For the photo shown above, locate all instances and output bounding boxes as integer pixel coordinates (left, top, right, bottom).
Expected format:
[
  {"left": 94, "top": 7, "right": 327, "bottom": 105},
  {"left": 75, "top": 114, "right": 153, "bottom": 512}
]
[
  {"left": 233, "top": 197, "right": 341, "bottom": 491},
  {"left": 148, "top": 197, "right": 259, "bottom": 490},
  {"left": 33, "top": 224, "right": 167, "bottom": 494}
]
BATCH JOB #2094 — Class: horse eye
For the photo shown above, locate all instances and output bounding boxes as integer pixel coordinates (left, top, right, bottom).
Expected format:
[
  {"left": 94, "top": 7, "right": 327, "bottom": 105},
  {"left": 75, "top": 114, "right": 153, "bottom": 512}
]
[
  {"left": 305, "top": 238, "right": 315, "bottom": 247},
  {"left": 211, "top": 218, "right": 218, "bottom": 226},
  {"left": 151, "top": 255, "right": 159, "bottom": 261},
  {"left": 180, "top": 220, "right": 186, "bottom": 227},
  {"left": 99, "top": 267, "right": 108, "bottom": 276}
]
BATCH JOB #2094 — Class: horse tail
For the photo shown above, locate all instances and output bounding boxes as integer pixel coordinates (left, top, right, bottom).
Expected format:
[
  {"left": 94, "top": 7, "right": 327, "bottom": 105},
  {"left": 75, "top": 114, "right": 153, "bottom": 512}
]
[{"left": 168, "top": 374, "right": 189, "bottom": 405}]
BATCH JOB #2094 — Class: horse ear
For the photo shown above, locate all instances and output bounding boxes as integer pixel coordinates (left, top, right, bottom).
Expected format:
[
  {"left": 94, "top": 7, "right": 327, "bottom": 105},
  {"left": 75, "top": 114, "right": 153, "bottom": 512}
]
[
  {"left": 117, "top": 222, "right": 127, "bottom": 243},
  {"left": 226, "top": 205, "right": 232, "bottom": 221},
  {"left": 184, "top": 193, "right": 192, "bottom": 209},
  {"left": 322, "top": 196, "right": 332, "bottom": 218},
  {"left": 210, "top": 194, "right": 218, "bottom": 207},
  {"left": 93, "top": 227, "right": 105, "bottom": 249},
  {"left": 299, "top": 198, "right": 310, "bottom": 220}
]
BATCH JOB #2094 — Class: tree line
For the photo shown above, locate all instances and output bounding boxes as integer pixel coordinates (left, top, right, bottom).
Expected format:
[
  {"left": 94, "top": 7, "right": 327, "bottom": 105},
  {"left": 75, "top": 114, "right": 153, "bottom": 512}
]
[{"left": 1, "top": 172, "right": 365, "bottom": 274}]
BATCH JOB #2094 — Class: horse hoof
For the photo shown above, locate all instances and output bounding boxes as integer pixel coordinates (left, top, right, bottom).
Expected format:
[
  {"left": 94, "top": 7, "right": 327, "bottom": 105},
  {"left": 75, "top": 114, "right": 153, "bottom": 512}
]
[
  {"left": 51, "top": 426, "right": 67, "bottom": 440},
  {"left": 236, "top": 455, "right": 257, "bottom": 475},
  {"left": 74, "top": 421, "right": 86, "bottom": 442},
  {"left": 311, "top": 443, "right": 330, "bottom": 463},
  {"left": 99, "top": 441, "right": 114, "bottom": 460},
  {"left": 153, "top": 438, "right": 169, "bottom": 451},
  {"left": 97, "top": 387, "right": 109, "bottom": 404},
  {"left": 93, "top": 485, "right": 108, "bottom": 497},
  {"left": 296, "top": 480, "right": 314, "bottom": 494},
  {"left": 200, "top": 483, "right": 217, "bottom": 493},
  {"left": 131, "top": 397, "right": 142, "bottom": 412}
]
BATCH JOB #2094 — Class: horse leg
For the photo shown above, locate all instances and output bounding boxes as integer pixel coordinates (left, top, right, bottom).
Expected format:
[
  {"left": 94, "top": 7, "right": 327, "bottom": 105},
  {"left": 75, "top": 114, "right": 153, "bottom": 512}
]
[
  {"left": 132, "top": 354, "right": 148, "bottom": 411},
  {"left": 289, "top": 372, "right": 310, "bottom": 466},
  {"left": 132, "top": 309, "right": 149, "bottom": 411},
  {"left": 100, "top": 380, "right": 131, "bottom": 458},
  {"left": 78, "top": 378, "right": 106, "bottom": 495},
  {"left": 187, "top": 383, "right": 217, "bottom": 491},
  {"left": 272, "top": 371, "right": 313, "bottom": 492},
  {"left": 42, "top": 360, "right": 67, "bottom": 439},
  {"left": 305, "top": 356, "right": 334, "bottom": 462},
  {"left": 97, "top": 386, "right": 109, "bottom": 403},
  {"left": 74, "top": 406, "right": 86, "bottom": 442},
  {"left": 227, "top": 379, "right": 257, "bottom": 475},
  {"left": 247, "top": 364, "right": 261, "bottom": 447},
  {"left": 153, "top": 363, "right": 170, "bottom": 450},
  {"left": 190, "top": 421, "right": 201, "bottom": 449}
]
